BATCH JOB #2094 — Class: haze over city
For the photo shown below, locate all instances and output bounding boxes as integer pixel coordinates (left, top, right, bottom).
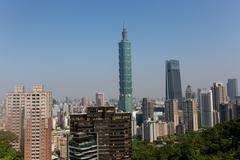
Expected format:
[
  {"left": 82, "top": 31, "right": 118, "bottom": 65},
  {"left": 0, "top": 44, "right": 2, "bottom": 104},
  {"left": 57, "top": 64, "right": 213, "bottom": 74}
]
[{"left": 0, "top": 0, "right": 240, "bottom": 100}]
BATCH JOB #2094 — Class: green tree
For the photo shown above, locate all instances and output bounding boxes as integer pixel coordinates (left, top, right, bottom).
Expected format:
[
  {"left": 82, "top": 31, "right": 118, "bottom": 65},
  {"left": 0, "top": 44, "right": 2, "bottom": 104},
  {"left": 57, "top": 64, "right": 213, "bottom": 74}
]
[
  {"left": 0, "top": 130, "right": 22, "bottom": 160},
  {"left": 133, "top": 119, "right": 240, "bottom": 160}
]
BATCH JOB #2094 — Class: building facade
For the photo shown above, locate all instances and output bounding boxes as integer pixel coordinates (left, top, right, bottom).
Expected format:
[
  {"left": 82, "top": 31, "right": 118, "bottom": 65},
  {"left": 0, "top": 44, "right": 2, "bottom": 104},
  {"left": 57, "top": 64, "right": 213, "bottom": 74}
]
[
  {"left": 6, "top": 85, "right": 52, "bottom": 159},
  {"left": 69, "top": 132, "right": 97, "bottom": 160},
  {"left": 165, "top": 60, "right": 183, "bottom": 110},
  {"left": 232, "top": 96, "right": 240, "bottom": 119},
  {"left": 118, "top": 28, "right": 134, "bottom": 112},
  {"left": 227, "top": 79, "right": 238, "bottom": 100},
  {"left": 211, "top": 82, "right": 228, "bottom": 125},
  {"left": 219, "top": 102, "right": 232, "bottom": 123},
  {"left": 200, "top": 89, "right": 214, "bottom": 128},
  {"left": 183, "top": 99, "right": 198, "bottom": 131},
  {"left": 165, "top": 99, "right": 179, "bottom": 133},
  {"left": 95, "top": 92, "right": 104, "bottom": 107},
  {"left": 142, "top": 98, "right": 154, "bottom": 121},
  {"left": 185, "top": 85, "right": 195, "bottom": 99},
  {"left": 70, "top": 106, "right": 132, "bottom": 160},
  {"left": 6, "top": 85, "right": 25, "bottom": 152},
  {"left": 24, "top": 85, "right": 52, "bottom": 160}
]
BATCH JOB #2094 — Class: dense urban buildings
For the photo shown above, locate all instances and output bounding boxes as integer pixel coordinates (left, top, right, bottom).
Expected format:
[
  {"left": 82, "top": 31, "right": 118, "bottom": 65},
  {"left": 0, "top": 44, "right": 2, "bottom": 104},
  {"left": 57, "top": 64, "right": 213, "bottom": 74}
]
[
  {"left": 5, "top": 85, "right": 52, "bottom": 160},
  {"left": 118, "top": 28, "right": 134, "bottom": 112},
  {"left": 227, "top": 79, "right": 238, "bottom": 100},
  {"left": 2, "top": 25, "right": 240, "bottom": 160},
  {"left": 165, "top": 60, "right": 183, "bottom": 110},
  {"left": 70, "top": 106, "right": 132, "bottom": 160}
]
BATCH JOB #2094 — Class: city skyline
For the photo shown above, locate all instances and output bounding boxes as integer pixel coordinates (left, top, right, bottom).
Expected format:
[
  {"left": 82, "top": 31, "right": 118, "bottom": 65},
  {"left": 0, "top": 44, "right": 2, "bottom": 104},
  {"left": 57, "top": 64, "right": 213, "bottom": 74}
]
[{"left": 0, "top": 1, "right": 240, "bottom": 100}]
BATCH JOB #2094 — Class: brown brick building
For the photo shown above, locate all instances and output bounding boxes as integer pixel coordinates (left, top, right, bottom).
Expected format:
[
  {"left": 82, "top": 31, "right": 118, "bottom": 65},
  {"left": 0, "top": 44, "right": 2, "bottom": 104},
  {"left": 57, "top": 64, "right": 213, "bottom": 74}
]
[{"left": 70, "top": 106, "right": 132, "bottom": 160}]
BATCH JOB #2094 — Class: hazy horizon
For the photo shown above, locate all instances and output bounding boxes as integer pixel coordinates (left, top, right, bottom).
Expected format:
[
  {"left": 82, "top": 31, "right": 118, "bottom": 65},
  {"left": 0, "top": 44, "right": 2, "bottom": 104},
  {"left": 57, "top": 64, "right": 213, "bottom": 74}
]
[{"left": 0, "top": 1, "right": 240, "bottom": 101}]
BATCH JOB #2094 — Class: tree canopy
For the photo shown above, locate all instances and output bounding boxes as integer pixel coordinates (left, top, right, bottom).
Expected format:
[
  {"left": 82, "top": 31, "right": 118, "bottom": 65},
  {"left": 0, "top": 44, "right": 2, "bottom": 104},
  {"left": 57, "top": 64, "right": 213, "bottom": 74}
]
[
  {"left": 133, "top": 119, "right": 240, "bottom": 160},
  {"left": 0, "top": 130, "right": 22, "bottom": 160}
]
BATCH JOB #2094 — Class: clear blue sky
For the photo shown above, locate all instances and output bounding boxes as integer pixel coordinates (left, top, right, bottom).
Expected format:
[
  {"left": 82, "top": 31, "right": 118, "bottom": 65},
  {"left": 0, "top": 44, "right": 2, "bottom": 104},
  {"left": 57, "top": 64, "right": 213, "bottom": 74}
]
[{"left": 0, "top": 0, "right": 240, "bottom": 100}]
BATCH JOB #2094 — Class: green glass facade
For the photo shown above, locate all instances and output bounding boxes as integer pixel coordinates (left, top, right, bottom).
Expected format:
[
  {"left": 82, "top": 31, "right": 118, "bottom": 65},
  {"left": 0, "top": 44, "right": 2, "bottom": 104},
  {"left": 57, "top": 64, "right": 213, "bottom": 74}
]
[{"left": 118, "top": 28, "right": 134, "bottom": 112}]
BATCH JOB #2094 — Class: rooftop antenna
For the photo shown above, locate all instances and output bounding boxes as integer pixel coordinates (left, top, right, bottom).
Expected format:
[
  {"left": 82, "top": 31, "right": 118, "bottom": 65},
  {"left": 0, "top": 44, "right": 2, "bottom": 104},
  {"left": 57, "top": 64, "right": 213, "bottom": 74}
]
[{"left": 123, "top": 20, "right": 126, "bottom": 29}]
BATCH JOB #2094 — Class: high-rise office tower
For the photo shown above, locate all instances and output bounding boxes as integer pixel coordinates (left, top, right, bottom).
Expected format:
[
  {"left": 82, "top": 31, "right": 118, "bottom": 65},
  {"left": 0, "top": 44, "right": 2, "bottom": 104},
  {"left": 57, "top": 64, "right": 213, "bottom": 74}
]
[
  {"left": 165, "top": 99, "right": 179, "bottom": 132},
  {"left": 185, "top": 85, "right": 195, "bottom": 99},
  {"left": 118, "top": 27, "right": 134, "bottom": 112},
  {"left": 6, "top": 85, "right": 25, "bottom": 152},
  {"left": 211, "top": 82, "right": 228, "bottom": 125},
  {"left": 95, "top": 92, "right": 104, "bottom": 107},
  {"left": 142, "top": 98, "right": 154, "bottom": 121},
  {"left": 183, "top": 99, "right": 198, "bottom": 131},
  {"left": 70, "top": 106, "right": 132, "bottom": 160},
  {"left": 197, "top": 88, "right": 202, "bottom": 105},
  {"left": 200, "top": 89, "right": 214, "bottom": 128},
  {"left": 219, "top": 102, "right": 232, "bottom": 123},
  {"left": 165, "top": 60, "right": 183, "bottom": 110},
  {"left": 232, "top": 96, "right": 240, "bottom": 119},
  {"left": 196, "top": 88, "right": 202, "bottom": 128},
  {"left": 227, "top": 79, "right": 238, "bottom": 100},
  {"left": 24, "top": 85, "right": 52, "bottom": 160},
  {"left": 6, "top": 85, "right": 52, "bottom": 159}
]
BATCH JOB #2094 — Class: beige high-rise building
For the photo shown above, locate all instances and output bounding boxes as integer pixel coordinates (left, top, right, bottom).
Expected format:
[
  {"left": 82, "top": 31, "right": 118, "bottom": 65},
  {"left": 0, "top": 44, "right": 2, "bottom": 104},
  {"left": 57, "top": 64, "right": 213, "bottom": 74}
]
[
  {"left": 211, "top": 82, "right": 228, "bottom": 125},
  {"left": 6, "top": 85, "right": 25, "bottom": 152},
  {"left": 156, "top": 121, "right": 168, "bottom": 137},
  {"left": 165, "top": 99, "right": 179, "bottom": 133},
  {"left": 24, "top": 84, "right": 52, "bottom": 160},
  {"left": 183, "top": 99, "right": 198, "bottom": 131},
  {"left": 6, "top": 85, "right": 52, "bottom": 160},
  {"left": 60, "top": 136, "right": 68, "bottom": 160}
]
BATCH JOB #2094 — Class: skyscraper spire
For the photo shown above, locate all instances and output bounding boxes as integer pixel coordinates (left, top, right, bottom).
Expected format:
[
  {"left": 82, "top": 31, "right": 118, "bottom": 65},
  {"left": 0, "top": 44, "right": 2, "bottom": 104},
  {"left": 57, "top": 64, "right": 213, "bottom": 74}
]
[
  {"left": 118, "top": 27, "right": 133, "bottom": 112},
  {"left": 122, "top": 27, "right": 128, "bottom": 41}
]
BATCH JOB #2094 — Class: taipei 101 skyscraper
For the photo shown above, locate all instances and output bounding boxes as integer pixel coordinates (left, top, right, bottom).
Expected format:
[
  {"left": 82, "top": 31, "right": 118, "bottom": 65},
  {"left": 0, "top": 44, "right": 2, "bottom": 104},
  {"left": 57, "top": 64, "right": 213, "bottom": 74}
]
[{"left": 118, "top": 27, "right": 134, "bottom": 112}]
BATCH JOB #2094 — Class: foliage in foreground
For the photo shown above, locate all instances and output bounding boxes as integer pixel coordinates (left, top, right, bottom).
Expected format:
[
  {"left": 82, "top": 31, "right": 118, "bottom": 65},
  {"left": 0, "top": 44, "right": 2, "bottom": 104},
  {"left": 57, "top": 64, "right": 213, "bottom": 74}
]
[
  {"left": 133, "top": 119, "right": 240, "bottom": 160},
  {"left": 0, "top": 130, "right": 22, "bottom": 160}
]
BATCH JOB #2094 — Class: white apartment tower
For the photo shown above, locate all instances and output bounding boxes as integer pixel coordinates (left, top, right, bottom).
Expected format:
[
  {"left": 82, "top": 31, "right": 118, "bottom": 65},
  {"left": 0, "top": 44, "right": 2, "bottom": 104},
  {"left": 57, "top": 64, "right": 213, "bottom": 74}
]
[{"left": 200, "top": 89, "right": 214, "bottom": 128}]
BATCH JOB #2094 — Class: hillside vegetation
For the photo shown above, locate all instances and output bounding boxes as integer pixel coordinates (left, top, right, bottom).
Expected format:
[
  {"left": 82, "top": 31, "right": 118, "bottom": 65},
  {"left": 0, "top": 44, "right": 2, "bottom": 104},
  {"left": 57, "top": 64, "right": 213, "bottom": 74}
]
[{"left": 133, "top": 119, "right": 240, "bottom": 160}]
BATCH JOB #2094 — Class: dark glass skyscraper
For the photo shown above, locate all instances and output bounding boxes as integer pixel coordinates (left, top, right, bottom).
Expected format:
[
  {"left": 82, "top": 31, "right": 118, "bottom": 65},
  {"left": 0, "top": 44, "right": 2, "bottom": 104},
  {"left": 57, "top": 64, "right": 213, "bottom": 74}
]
[
  {"left": 118, "top": 28, "right": 133, "bottom": 112},
  {"left": 165, "top": 60, "right": 183, "bottom": 110},
  {"left": 227, "top": 79, "right": 238, "bottom": 100}
]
